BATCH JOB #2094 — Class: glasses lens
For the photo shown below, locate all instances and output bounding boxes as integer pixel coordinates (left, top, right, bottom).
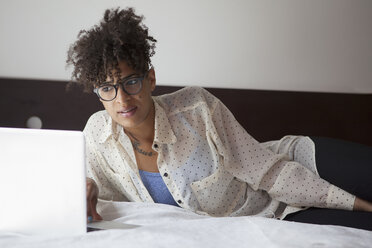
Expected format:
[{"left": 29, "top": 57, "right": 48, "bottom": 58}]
[
  {"left": 123, "top": 78, "right": 142, "bottom": 95},
  {"left": 98, "top": 85, "right": 116, "bottom": 101}
]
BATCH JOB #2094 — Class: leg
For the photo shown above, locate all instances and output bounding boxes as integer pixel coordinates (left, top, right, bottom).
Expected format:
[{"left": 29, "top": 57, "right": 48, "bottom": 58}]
[
  {"left": 284, "top": 136, "right": 372, "bottom": 231},
  {"left": 310, "top": 136, "right": 372, "bottom": 202},
  {"left": 284, "top": 208, "right": 372, "bottom": 231}
]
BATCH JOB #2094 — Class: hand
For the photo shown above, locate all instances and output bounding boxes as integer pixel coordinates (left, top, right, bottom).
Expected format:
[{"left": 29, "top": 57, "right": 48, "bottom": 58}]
[
  {"left": 353, "top": 197, "right": 372, "bottom": 212},
  {"left": 86, "top": 177, "right": 103, "bottom": 222}
]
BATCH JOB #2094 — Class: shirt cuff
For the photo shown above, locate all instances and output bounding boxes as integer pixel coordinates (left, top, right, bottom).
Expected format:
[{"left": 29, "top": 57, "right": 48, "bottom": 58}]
[{"left": 326, "top": 184, "right": 355, "bottom": 210}]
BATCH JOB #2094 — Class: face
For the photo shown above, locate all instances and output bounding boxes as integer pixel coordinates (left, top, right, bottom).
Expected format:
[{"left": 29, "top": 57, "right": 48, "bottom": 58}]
[{"left": 99, "top": 61, "right": 156, "bottom": 131}]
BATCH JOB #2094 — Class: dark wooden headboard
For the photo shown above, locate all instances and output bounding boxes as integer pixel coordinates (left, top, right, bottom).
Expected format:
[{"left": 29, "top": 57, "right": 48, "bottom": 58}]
[{"left": 1, "top": 77, "right": 371, "bottom": 146}]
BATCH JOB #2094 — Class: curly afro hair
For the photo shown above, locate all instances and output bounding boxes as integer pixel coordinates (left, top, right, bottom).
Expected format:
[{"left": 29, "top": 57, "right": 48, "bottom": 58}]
[{"left": 66, "top": 7, "right": 157, "bottom": 92}]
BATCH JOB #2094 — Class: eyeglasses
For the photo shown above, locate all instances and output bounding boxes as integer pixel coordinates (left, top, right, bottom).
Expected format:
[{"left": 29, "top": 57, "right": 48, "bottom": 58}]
[{"left": 93, "top": 73, "right": 146, "bottom": 101}]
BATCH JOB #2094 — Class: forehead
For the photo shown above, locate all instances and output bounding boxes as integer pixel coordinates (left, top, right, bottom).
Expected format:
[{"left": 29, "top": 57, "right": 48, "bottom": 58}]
[{"left": 105, "top": 61, "right": 139, "bottom": 82}]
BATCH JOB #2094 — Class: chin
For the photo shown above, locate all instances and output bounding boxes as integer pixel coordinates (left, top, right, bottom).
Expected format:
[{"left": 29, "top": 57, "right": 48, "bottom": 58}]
[{"left": 118, "top": 119, "right": 141, "bottom": 129}]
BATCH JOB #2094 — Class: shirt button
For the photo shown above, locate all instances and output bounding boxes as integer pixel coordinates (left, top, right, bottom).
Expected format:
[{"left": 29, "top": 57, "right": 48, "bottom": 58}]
[
  {"left": 177, "top": 200, "right": 182, "bottom": 204},
  {"left": 163, "top": 173, "right": 168, "bottom": 177},
  {"left": 154, "top": 144, "right": 158, "bottom": 149}
]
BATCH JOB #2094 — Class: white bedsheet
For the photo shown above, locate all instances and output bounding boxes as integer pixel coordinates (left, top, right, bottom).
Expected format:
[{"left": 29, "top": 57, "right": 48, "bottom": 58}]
[{"left": 1, "top": 200, "right": 371, "bottom": 248}]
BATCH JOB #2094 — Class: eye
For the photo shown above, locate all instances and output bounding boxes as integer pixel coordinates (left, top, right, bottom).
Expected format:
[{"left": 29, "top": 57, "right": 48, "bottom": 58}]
[
  {"left": 125, "top": 78, "right": 139, "bottom": 86},
  {"left": 100, "top": 85, "right": 115, "bottom": 92}
]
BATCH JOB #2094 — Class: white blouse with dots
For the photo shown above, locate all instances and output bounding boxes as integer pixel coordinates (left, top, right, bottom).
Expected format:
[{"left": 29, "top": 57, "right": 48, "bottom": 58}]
[{"left": 84, "top": 86, "right": 355, "bottom": 219}]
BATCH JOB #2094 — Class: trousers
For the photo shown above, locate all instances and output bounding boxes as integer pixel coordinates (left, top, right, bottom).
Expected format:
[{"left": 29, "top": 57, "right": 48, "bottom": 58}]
[{"left": 284, "top": 136, "right": 372, "bottom": 231}]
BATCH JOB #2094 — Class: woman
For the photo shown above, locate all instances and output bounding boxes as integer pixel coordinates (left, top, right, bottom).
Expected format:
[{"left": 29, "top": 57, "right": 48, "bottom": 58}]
[{"left": 67, "top": 7, "right": 372, "bottom": 230}]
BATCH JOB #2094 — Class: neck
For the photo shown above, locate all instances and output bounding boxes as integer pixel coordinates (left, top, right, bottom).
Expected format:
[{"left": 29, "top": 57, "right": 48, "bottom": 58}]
[{"left": 125, "top": 101, "right": 155, "bottom": 144}]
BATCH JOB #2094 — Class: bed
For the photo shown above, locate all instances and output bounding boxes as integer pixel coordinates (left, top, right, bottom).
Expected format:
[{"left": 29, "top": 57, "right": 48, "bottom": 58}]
[
  {"left": 1, "top": 200, "right": 372, "bottom": 248},
  {"left": 0, "top": 77, "right": 372, "bottom": 247}
]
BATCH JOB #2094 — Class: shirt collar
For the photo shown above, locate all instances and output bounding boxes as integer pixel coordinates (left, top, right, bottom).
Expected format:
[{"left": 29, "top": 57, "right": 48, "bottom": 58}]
[
  {"left": 153, "top": 99, "right": 177, "bottom": 145},
  {"left": 99, "top": 114, "right": 121, "bottom": 144},
  {"left": 98, "top": 99, "right": 177, "bottom": 145}
]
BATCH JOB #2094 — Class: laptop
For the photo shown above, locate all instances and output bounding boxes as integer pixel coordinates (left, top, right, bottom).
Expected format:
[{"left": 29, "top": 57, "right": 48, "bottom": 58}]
[{"left": 0, "top": 127, "right": 137, "bottom": 236}]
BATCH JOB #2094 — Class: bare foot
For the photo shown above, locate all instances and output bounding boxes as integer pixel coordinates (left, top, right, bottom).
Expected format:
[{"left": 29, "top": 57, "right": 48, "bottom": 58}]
[{"left": 353, "top": 197, "right": 372, "bottom": 212}]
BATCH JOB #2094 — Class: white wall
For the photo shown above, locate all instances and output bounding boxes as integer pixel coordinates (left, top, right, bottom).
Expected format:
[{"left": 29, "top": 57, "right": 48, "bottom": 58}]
[{"left": 0, "top": 0, "right": 371, "bottom": 93}]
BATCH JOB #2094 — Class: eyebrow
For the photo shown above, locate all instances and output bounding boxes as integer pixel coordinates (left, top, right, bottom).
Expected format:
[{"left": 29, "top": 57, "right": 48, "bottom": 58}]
[
  {"left": 103, "top": 73, "right": 139, "bottom": 85},
  {"left": 120, "top": 73, "right": 139, "bottom": 80}
]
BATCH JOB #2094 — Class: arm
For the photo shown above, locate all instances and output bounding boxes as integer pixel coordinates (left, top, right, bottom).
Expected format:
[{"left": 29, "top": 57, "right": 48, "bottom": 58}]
[
  {"left": 84, "top": 141, "right": 105, "bottom": 221},
  {"left": 86, "top": 177, "right": 102, "bottom": 221},
  {"left": 83, "top": 113, "right": 127, "bottom": 220},
  {"left": 208, "top": 95, "right": 355, "bottom": 210}
]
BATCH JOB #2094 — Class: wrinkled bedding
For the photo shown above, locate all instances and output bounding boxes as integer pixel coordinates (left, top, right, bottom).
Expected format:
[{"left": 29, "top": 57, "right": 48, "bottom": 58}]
[{"left": 1, "top": 200, "right": 371, "bottom": 248}]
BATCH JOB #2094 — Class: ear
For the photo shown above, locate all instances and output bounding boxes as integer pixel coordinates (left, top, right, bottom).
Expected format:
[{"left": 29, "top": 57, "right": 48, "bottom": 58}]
[{"left": 147, "top": 68, "right": 156, "bottom": 92}]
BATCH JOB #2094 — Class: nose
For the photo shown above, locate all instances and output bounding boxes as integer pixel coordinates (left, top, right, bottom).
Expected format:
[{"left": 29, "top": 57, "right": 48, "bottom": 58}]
[{"left": 115, "top": 85, "right": 131, "bottom": 103}]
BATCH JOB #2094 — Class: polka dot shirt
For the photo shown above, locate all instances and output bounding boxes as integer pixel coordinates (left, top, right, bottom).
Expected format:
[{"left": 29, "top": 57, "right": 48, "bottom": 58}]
[{"left": 84, "top": 86, "right": 355, "bottom": 219}]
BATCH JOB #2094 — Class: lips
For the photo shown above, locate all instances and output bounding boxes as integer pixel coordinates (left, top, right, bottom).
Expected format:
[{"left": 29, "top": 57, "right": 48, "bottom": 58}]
[{"left": 117, "top": 106, "right": 137, "bottom": 117}]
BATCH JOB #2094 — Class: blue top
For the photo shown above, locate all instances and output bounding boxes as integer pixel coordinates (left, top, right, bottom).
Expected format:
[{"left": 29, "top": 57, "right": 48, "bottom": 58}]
[{"left": 139, "top": 170, "right": 179, "bottom": 206}]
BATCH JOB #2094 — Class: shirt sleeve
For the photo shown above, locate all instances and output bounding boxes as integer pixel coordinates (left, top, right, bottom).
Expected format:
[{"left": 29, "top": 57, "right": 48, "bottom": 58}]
[
  {"left": 208, "top": 97, "right": 355, "bottom": 211},
  {"left": 84, "top": 118, "right": 128, "bottom": 201}
]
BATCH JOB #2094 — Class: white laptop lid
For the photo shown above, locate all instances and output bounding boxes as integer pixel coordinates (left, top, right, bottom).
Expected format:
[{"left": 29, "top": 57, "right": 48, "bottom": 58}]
[{"left": 0, "top": 127, "right": 86, "bottom": 236}]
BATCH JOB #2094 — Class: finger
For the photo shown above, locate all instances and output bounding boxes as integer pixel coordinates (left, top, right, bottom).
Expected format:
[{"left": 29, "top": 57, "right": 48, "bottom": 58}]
[
  {"left": 92, "top": 211, "right": 103, "bottom": 221},
  {"left": 86, "top": 188, "right": 95, "bottom": 219},
  {"left": 87, "top": 216, "right": 93, "bottom": 223},
  {"left": 86, "top": 182, "right": 94, "bottom": 198},
  {"left": 89, "top": 197, "right": 102, "bottom": 221},
  {"left": 86, "top": 181, "right": 95, "bottom": 212},
  {"left": 87, "top": 200, "right": 93, "bottom": 220},
  {"left": 86, "top": 178, "right": 101, "bottom": 220}
]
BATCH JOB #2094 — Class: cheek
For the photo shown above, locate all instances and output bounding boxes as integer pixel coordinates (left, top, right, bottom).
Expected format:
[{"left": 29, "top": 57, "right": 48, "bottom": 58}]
[
  {"left": 137, "top": 90, "right": 151, "bottom": 102},
  {"left": 101, "top": 102, "right": 114, "bottom": 113}
]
